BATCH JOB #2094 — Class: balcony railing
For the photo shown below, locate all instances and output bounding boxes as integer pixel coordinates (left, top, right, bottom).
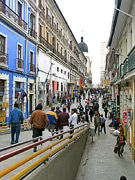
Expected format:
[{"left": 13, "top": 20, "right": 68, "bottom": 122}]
[
  {"left": 46, "top": 14, "right": 51, "bottom": 24},
  {"left": 29, "top": 63, "right": 35, "bottom": 72},
  {"left": 52, "top": 22, "right": 57, "bottom": 31},
  {"left": 0, "top": 51, "right": 8, "bottom": 65},
  {"left": 17, "top": 58, "right": 24, "bottom": 69},
  {"left": 29, "top": 28, "right": 37, "bottom": 39},
  {"left": 0, "top": 0, "right": 27, "bottom": 30},
  {"left": 39, "top": 4, "right": 45, "bottom": 16},
  {"left": 39, "top": 36, "right": 79, "bottom": 71}
]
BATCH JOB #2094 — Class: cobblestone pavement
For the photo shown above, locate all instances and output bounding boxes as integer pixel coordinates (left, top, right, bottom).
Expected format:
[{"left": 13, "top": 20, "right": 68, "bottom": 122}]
[{"left": 75, "top": 97, "right": 135, "bottom": 180}]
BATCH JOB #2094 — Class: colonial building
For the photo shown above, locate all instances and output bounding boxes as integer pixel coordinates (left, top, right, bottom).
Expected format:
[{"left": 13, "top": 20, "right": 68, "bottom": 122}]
[
  {"left": 37, "top": 0, "right": 87, "bottom": 107},
  {"left": 107, "top": 0, "right": 135, "bottom": 160},
  {"left": 0, "top": 0, "right": 38, "bottom": 122}
]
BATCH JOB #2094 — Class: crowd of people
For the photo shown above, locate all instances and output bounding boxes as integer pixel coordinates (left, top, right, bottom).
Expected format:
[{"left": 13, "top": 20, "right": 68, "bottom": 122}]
[{"left": 8, "top": 88, "right": 126, "bottom": 157}]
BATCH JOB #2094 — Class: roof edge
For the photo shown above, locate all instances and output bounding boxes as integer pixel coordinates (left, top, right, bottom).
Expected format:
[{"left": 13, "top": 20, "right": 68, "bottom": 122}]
[{"left": 107, "top": 0, "right": 122, "bottom": 47}]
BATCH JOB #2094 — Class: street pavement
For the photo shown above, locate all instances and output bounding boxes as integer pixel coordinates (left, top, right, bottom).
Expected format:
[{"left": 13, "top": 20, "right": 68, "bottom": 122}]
[
  {"left": 1, "top": 96, "right": 135, "bottom": 180},
  {"left": 75, "top": 97, "right": 135, "bottom": 180}
]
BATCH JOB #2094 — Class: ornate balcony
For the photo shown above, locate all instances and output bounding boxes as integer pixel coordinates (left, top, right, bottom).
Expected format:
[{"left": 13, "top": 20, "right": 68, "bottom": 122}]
[
  {"left": 17, "top": 58, "right": 24, "bottom": 70},
  {"left": 29, "top": 28, "right": 37, "bottom": 40},
  {"left": 46, "top": 14, "right": 51, "bottom": 24},
  {"left": 0, "top": 51, "right": 8, "bottom": 66},
  {"left": 29, "top": 63, "right": 35, "bottom": 73},
  {"left": 0, "top": 0, "right": 27, "bottom": 30}
]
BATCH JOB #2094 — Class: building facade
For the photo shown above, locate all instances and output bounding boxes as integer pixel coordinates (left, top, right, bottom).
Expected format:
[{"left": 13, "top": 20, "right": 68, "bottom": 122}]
[
  {"left": 37, "top": 0, "right": 87, "bottom": 107},
  {"left": 0, "top": 0, "right": 38, "bottom": 122},
  {"left": 107, "top": 0, "right": 135, "bottom": 160}
]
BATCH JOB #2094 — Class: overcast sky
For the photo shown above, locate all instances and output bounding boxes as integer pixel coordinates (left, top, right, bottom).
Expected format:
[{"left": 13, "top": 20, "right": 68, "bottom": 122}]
[{"left": 56, "top": 0, "right": 115, "bottom": 85}]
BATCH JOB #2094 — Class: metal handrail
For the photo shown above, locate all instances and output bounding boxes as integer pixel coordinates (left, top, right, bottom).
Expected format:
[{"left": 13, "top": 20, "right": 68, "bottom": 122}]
[
  {"left": 0, "top": 123, "right": 89, "bottom": 179},
  {"left": 0, "top": 137, "right": 41, "bottom": 152}
]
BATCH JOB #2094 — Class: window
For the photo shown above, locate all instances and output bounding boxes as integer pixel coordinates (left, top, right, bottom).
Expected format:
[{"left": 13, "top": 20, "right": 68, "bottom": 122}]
[
  {"left": 18, "top": 44, "right": 22, "bottom": 59},
  {"left": 57, "top": 43, "right": 59, "bottom": 52},
  {"left": 30, "top": 51, "right": 34, "bottom": 64},
  {"left": 61, "top": 82, "right": 63, "bottom": 91},
  {"left": 0, "top": 80, "right": 4, "bottom": 91},
  {"left": 46, "top": 7, "right": 48, "bottom": 17},
  {"left": 64, "top": 71, "right": 66, "bottom": 75},
  {"left": 57, "top": 67, "right": 59, "bottom": 72},
  {"left": 57, "top": 82, "right": 59, "bottom": 91},
  {"left": 17, "top": 44, "right": 23, "bottom": 69},
  {"left": 0, "top": 35, "right": 5, "bottom": 53},
  {"left": 39, "top": 24, "right": 42, "bottom": 37},
  {"left": 68, "top": 72, "right": 70, "bottom": 79},
  {"left": 16, "top": 82, "right": 22, "bottom": 89},
  {"left": 18, "top": 2, "right": 22, "bottom": 17},
  {"left": 47, "top": 32, "right": 49, "bottom": 42},
  {"left": 30, "top": 51, "right": 34, "bottom": 72},
  {"left": 29, "top": 83, "right": 33, "bottom": 90},
  {"left": 57, "top": 23, "right": 59, "bottom": 32},
  {"left": 30, "top": 13, "right": 36, "bottom": 30},
  {"left": 52, "top": 15, "right": 54, "bottom": 25},
  {"left": 64, "top": 50, "right": 67, "bottom": 58},
  {"left": 61, "top": 47, "right": 63, "bottom": 55},
  {"left": 61, "top": 69, "right": 63, "bottom": 73}
]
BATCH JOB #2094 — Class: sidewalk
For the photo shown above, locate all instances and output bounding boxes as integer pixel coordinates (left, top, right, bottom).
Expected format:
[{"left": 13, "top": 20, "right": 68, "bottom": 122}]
[{"left": 75, "top": 97, "right": 135, "bottom": 180}]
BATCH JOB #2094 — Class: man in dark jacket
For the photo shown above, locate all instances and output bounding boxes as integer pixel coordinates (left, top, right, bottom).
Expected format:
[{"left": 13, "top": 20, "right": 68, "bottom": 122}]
[
  {"left": 59, "top": 108, "right": 70, "bottom": 139},
  {"left": 89, "top": 108, "right": 94, "bottom": 122},
  {"left": 8, "top": 102, "right": 24, "bottom": 144}
]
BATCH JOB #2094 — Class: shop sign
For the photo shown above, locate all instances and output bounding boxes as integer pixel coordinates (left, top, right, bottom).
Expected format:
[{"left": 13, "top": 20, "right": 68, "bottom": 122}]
[
  {"left": 46, "top": 79, "right": 50, "bottom": 85},
  {"left": 123, "top": 111, "right": 127, "bottom": 126},
  {"left": 73, "top": 90, "right": 78, "bottom": 97},
  {"left": 53, "top": 81, "right": 57, "bottom": 91},
  {"left": 29, "top": 90, "right": 34, "bottom": 94},
  {"left": 105, "top": 80, "right": 110, "bottom": 86},
  {"left": 115, "top": 85, "right": 118, "bottom": 95},
  {"left": 2, "top": 102, "right": 9, "bottom": 108}
]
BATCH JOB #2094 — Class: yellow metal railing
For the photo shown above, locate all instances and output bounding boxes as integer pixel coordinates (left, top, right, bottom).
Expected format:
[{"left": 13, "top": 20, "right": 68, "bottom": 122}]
[
  {"left": 0, "top": 124, "right": 89, "bottom": 179},
  {"left": 0, "top": 123, "right": 31, "bottom": 132}
]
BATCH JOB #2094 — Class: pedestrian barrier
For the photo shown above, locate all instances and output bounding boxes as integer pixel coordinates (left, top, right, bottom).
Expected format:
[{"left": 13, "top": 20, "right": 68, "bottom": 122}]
[
  {"left": 0, "top": 122, "right": 31, "bottom": 133},
  {"left": 0, "top": 123, "right": 89, "bottom": 179}
]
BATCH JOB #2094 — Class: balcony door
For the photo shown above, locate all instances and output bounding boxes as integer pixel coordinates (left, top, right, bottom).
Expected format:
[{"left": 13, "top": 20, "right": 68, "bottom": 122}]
[
  {"left": 0, "top": 35, "right": 6, "bottom": 63},
  {"left": 30, "top": 14, "right": 35, "bottom": 31}
]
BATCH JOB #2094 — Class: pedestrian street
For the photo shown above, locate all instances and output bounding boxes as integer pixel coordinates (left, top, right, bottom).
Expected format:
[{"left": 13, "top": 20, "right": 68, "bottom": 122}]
[{"left": 75, "top": 97, "right": 135, "bottom": 180}]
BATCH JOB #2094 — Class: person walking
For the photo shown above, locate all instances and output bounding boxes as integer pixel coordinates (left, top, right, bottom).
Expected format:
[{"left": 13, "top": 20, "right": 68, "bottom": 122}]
[
  {"left": 47, "top": 107, "right": 58, "bottom": 133},
  {"left": 116, "top": 131, "right": 126, "bottom": 157},
  {"left": 67, "top": 99, "right": 71, "bottom": 113},
  {"left": 100, "top": 114, "right": 106, "bottom": 134},
  {"left": 72, "top": 96, "right": 75, "bottom": 103},
  {"left": 29, "top": 104, "right": 49, "bottom": 152},
  {"left": 78, "top": 104, "right": 84, "bottom": 117},
  {"left": 59, "top": 108, "right": 70, "bottom": 139},
  {"left": 89, "top": 108, "right": 94, "bottom": 122},
  {"left": 94, "top": 111, "right": 101, "bottom": 136},
  {"left": 104, "top": 105, "right": 108, "bottom": 118},
  {"left": 8, "top": 102, "right": 24, "bottom": 144},
  {"left": 55, "top": 106, "right": 62, "bottom": 134},
  {"left": 69, "top": 108, "right": 78, "bottom": 138}
]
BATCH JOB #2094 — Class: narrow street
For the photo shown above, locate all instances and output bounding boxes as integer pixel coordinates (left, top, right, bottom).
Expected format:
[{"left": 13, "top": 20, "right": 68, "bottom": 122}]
[{"left": 75, "top": 97, "right": 135, "bottom": 180}]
